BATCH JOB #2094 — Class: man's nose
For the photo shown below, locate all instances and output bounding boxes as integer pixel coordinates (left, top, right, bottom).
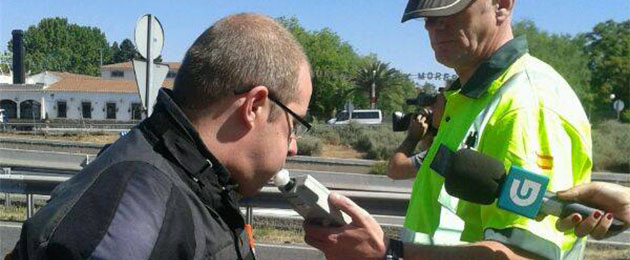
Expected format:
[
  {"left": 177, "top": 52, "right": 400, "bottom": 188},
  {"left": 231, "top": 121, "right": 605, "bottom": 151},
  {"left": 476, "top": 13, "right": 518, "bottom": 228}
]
[{"left": 287, "top": 137, "right": 298, "bottom": 157}]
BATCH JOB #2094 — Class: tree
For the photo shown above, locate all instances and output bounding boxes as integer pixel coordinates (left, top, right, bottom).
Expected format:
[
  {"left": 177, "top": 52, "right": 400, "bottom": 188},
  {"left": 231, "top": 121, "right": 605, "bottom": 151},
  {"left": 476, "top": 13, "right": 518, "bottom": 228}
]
[
  {"left": 7, "top": 17, "right": 112, "bottom": 76},
  {"left": 111, "top": 38, "right": 137, "bottom": 63},
  {"left": 353, "top": 57, "right": 416, "bottom": 114},
  {"left": 277, "top": 17, "right": 420, "bottom": 120},
  {"left": 0, "top": 51, "right": 11, "bottom": 73},
  {"left": 277, "top": 17, "right": 362, "bottom": 120},
  {"left": 584, "top": 20, "right": 630, "bottom": 117},
  {"left": 419, "top": 82, "right": 438, "bottom": 95},
  {"left": 354, "top": 59, "right": 396, "bottom": 108},
  {"left": 513, "top": 20, "right": 593, "bottom": 111}
]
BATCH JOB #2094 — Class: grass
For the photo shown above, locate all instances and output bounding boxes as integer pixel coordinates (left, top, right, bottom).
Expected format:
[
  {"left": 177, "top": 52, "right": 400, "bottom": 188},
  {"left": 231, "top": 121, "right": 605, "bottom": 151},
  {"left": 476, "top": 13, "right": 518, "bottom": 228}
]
[
  {"left": 0, "top": 205, "right": 29, "bottom": 222},
  {"left": 0, "top": 131, "right": 119, "bottom": 144},
  {"left": 309, "top": 124, "right": 406, "bottom": 161},
  {"left": 592, "top": 120, "right": 630, "bottom": 173}
]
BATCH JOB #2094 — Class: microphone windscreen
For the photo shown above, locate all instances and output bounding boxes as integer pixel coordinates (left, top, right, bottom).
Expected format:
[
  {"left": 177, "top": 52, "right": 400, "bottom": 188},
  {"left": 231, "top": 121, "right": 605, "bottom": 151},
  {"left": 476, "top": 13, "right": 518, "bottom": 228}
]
[{"left": 444, "top": 149, "right": 506, "bottom": 205}]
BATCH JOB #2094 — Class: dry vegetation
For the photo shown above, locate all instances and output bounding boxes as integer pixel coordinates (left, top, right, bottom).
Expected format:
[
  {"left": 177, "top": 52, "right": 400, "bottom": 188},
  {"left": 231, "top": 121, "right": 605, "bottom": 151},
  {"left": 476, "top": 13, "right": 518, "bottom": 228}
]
[{"left": 0, "top": 131, "right": 119, "bottom": 144}]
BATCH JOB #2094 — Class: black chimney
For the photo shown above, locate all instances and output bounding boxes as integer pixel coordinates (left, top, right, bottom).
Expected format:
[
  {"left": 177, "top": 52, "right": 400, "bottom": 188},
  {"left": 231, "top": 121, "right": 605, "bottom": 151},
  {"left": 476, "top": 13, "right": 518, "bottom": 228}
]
[{"left": 12, "top": 29, "right": 25, "bottom": 84}]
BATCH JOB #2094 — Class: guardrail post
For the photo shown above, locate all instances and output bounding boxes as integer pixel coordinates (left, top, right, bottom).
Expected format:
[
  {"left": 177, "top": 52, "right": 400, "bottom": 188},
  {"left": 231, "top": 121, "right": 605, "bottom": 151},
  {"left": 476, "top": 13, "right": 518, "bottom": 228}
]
[
  {"left": 2, "top": 167, "right": 10, "bottom": 207},
  {"left": 26, "top": 194, "right": 34, "bottom": 219},
  {"left": 246, "top": 206, "right": 253, "bottom": 225}
]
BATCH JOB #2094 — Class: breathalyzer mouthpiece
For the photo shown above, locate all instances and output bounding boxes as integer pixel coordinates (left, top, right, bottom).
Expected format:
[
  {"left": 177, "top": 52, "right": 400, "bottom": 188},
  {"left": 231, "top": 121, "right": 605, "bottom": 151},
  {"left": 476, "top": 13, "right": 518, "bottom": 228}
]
[{"left": 273, "top": 169, "right": 291, "bottom": 187}]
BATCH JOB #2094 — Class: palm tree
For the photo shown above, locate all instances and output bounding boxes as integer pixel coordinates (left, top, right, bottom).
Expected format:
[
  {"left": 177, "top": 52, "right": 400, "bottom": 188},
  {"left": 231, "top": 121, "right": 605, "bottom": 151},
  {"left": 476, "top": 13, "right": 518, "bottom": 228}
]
[{"left": 353, "top": 60, "right": 399, "bottom": 109}]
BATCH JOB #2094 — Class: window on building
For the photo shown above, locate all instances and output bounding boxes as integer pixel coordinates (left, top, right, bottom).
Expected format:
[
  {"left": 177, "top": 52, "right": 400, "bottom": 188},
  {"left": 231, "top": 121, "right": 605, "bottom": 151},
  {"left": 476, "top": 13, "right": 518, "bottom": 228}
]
[
  {"left": 20, "top": 100, "right": 41, "bottom": 120},
  {"left": 131, "top": 103, "right": 142, "bottom": 120},
  {"left": 106, "top": 103, "right": 117, "bottom": 119},
  {"left": 82, "top": 102, "right": 92, "bottom": 119},
  {"left": 57, "top": 101, "right": 67, "bottom": 118},
  {"left": 110, "top": 70, "right": 124, "bottom": 78}
]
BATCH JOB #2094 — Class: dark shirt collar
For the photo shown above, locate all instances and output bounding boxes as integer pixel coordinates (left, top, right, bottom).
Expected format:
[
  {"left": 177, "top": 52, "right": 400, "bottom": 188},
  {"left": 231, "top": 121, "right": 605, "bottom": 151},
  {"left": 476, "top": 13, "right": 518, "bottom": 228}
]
[
  {"left": 450, "top": 35, "right": 529, "bottom": 99},
  {"left": 143, "top": 88, "right": 232, "bottom": 188}
]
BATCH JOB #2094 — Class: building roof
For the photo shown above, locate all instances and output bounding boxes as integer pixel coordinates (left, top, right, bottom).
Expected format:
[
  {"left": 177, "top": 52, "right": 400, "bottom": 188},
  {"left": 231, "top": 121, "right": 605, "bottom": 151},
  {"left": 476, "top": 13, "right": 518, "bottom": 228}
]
[
  {"left": 101, "top": 61, "right": 181, "bottom": 70},
  {"left": 46, "top": 71, "right": 173, "bottom": 93}
]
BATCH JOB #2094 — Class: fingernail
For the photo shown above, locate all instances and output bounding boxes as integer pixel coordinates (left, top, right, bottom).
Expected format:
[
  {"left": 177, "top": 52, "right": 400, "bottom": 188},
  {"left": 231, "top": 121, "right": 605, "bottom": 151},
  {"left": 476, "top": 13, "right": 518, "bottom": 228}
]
[
  {"left": 594, "top": 211, "right": 602, "bottom": 219},
  {"left": 606, "top": 213, "right": 613, "bottom": 220},
  {"left": 572, "top": 215, "right": 580, "bottom": 223}
]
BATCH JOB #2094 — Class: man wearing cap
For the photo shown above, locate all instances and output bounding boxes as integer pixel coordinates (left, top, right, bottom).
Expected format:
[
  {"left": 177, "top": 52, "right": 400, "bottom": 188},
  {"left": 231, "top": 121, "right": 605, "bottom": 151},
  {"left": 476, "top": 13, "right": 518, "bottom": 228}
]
[{"left": 304, "top": 0, "right": 591, "bottom": 259}]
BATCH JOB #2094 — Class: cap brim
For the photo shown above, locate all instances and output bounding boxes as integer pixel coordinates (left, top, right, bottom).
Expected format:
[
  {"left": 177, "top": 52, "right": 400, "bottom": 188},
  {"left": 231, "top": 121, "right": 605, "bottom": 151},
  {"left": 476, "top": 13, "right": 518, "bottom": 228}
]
[{"left": 401, "top": 0, "right": 473, "bottom": 22}]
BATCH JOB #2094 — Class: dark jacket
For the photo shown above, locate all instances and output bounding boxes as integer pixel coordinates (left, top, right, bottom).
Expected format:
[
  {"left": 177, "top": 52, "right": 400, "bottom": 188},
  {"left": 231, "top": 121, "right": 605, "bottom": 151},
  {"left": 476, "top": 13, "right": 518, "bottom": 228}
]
[{"left": 8, "top": 89, "right": 255, "bottom": 260}]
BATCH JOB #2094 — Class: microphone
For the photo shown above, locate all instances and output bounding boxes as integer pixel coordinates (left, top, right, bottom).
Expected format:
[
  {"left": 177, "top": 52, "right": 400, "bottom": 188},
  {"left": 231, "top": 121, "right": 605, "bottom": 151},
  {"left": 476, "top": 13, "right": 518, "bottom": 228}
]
[{"left": 444, "top": 149, "right": 625, "bottom": 233}]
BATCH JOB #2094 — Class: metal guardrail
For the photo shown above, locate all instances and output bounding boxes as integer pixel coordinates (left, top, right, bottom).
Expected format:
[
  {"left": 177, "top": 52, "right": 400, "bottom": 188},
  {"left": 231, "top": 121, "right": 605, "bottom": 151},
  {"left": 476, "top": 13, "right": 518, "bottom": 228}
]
[
  {"left": 1, "top": 148, "right": 627, "bottom": 184},
  {"left": 592, "top": 172, "right": 630, "bottom": 184},
  {"left": 0, "top": 148, "right": 93, "bottom": 171},
  {"left": 0, "top": 139, "right": 375, "bottom": 168},
  {"left": 0, "top": 171, "right": 409, "bottom": 219},
  {"left": 1, "top": 169, "right": 628, "bottom": 246}
]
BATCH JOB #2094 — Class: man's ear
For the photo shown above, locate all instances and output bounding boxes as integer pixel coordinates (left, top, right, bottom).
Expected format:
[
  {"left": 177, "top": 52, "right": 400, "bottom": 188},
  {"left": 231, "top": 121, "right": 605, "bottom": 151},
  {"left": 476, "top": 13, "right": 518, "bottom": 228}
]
[
  {"left": 239, "top": 86, "right": 269, "bottom": 129},
  {"left": 495, "top": 0, "right": 514, "bottom": 24}
]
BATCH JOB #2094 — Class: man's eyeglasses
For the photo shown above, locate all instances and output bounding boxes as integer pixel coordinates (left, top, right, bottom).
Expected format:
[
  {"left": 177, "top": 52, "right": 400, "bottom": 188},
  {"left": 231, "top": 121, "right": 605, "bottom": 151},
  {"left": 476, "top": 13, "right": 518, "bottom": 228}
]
[
  {"left": 234, "top": 88, "right": 311, "bottom": 138},
  {"left": 267, "top": 92, "right": 311, "bottom": 138}
]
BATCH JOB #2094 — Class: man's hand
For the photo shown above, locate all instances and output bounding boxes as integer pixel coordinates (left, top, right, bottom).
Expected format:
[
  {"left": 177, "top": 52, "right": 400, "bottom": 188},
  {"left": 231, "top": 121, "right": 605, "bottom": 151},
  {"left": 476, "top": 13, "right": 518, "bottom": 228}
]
[
  {"left": 555, "top": 182, "right": 630, "bottom": 239},
  {"left": 304, "top": 193, "right": 387, "bottom": 260},
  {"left": 407, "top": 111, "right": 429, "bottom": 143}
]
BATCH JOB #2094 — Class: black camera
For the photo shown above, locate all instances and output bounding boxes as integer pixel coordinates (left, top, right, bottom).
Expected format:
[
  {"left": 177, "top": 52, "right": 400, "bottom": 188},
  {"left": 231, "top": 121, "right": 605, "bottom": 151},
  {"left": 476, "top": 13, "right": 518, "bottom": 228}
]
[{"left": 392, "top": 92, "right": 438, "bottom": 132}]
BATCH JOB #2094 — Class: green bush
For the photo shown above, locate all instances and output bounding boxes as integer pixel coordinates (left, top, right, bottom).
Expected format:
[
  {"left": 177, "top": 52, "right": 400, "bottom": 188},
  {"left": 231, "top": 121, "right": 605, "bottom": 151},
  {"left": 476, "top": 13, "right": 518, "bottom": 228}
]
[
  {"left": 592, "top": 120, "right": 630, "bottom": 173},
  {"left": 309, "top": 123, "right": 406, "bottom": 160},
  {"left": 336, "top": 123, "right": 365, "bottom": 146},
  {"left": 369, "top": 161, "right": 388, "bottom": 175},
  {"left": 354, "top": 132, "right": 374, "bottom": 151},
  {"left": 310, "top": 126, "right": 341, "bottom": 145},
  {"left": 621, "top": 109, "right": 630, "bottom": 123},
  {"left": 296, "top": 136, "right": 323, "bottom": 156}
]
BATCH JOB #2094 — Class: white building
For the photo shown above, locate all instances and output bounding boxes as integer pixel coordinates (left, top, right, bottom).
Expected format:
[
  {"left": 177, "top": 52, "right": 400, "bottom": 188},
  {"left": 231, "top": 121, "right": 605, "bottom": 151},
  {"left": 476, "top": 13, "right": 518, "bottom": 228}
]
[{"left": 0, "top": 62, "right": 178, "bottom": 122}]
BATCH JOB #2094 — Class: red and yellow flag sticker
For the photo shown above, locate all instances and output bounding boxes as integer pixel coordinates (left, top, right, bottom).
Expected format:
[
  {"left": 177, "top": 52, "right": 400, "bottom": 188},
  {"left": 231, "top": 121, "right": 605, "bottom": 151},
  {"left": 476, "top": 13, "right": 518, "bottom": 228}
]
[{"left": 536, "top": 153, "right": 553, "bottom": 170}]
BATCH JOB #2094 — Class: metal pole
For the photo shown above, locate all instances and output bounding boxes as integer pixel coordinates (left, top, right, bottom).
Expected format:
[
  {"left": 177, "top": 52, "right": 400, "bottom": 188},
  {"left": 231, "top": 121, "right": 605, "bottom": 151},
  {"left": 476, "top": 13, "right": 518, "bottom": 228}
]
[
  {"left": 617, "top": 110, "right": 621, "bottom": 121},
  {"left": 26, "top": 194, "right": 34, "bottom": 219},
  {"left": 3, "top": 167, "right": 10, "bottom": 207},
  {"left": 145, "top": 14, "right": 153, "bottom": 118},
  {"left": 371, "top": 69, "right": 376, "bottom": 109},
  {"left": 246, "top": 205, "right": 253, "bottom": 225}
]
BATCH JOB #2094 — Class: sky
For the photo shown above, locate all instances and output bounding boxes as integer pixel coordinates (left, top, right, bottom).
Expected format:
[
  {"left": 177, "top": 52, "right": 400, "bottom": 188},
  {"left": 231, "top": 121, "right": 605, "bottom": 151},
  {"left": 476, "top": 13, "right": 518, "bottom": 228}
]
[{"left": 1, "top": 0, "right": 629, "bottom": 85}]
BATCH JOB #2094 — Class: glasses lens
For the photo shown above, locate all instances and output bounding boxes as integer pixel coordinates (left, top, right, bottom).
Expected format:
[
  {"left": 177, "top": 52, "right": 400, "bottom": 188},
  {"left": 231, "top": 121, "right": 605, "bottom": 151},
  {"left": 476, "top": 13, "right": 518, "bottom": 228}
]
[{"left": 293, "top": 123, "right": 309, "bottom": 138}]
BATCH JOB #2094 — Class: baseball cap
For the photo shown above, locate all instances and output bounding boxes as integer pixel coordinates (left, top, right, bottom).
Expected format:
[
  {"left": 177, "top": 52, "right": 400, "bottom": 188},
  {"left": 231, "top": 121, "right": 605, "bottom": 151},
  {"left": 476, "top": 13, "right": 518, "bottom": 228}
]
[{"left": 401, "top": 0, "right": 473, "bottom": 22}]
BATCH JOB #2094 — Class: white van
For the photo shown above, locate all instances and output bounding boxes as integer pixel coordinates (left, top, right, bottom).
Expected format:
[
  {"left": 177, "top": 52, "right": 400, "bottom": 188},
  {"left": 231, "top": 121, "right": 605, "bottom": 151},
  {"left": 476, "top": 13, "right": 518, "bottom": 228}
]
[{"left": 327, "top": 109, "right": 382, "bottom": 125}]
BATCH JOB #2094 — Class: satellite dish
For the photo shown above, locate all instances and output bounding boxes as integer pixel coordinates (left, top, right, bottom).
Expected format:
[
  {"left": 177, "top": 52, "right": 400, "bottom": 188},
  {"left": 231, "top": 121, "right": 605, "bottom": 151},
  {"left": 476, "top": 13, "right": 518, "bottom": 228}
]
[{"left": 134, "top": 14, "right": 164, "bottom": 60}]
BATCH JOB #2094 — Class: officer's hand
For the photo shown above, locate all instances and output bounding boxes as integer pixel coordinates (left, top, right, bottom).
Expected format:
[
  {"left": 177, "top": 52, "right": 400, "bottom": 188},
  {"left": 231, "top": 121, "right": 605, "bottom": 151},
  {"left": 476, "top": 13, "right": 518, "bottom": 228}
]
[
  {"left": 407, "top": 111, "right": 429, "bottom": 141},
  {"left": 304, "top": 193, "right": 386, "bottom": 260},
  {"left": 555, "top": 182, "right": 630, "bottom": 239}
]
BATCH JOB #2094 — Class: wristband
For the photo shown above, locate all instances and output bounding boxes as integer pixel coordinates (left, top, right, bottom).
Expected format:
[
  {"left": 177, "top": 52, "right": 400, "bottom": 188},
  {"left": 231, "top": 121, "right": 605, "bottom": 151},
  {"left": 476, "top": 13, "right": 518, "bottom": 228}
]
[{"left": 382, "top": 238, "right": 404, "bottom": 260}]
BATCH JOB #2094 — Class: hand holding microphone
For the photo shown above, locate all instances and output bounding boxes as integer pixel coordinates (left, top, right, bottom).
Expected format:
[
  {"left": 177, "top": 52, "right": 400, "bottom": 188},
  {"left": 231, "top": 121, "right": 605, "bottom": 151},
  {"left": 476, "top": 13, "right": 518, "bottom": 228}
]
[
  {"left": 443, "top": 149, "right": 627, "bottom": 237},
  {"left": 555, "top": 182, "right": 630, "bottom": 239}
]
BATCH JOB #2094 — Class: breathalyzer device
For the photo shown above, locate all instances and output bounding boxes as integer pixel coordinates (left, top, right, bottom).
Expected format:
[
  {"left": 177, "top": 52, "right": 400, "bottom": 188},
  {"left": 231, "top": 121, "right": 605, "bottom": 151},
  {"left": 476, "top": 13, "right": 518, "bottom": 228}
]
[{"left": 273, "top": 169, "right": 350, "bottom": 226}]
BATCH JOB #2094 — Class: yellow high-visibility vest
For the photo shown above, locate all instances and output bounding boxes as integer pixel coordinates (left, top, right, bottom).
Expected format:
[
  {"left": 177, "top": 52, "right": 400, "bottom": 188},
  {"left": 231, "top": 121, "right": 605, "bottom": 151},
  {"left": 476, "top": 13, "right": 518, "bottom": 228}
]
[{"left": 403, "top": 36, "right": 592, "bottom": 260}]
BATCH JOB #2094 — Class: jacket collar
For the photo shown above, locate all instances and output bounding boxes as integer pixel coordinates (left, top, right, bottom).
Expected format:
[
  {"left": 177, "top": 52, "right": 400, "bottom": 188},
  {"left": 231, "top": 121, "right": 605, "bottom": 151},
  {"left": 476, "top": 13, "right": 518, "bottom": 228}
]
[
  {"left": 450, "top": 35, "right": 529, "bottom": 99},
  {"left": 143, "top": 88, "right": 232, "bottom": 188}
]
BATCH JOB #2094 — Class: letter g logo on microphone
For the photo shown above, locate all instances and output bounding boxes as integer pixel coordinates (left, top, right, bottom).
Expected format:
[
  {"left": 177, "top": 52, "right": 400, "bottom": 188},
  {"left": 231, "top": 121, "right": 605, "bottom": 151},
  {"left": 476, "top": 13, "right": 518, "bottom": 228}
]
[
  {"left": 510, "top": 179, "right": 541, "bottom": 207},
  {"left": 498, "top": 166, "right": 549, "bottom": 219}
]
